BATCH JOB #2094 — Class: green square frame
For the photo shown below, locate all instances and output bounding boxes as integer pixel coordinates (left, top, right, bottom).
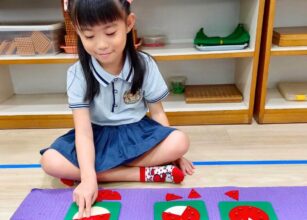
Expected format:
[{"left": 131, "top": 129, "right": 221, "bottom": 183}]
[
  {"left": 154, "top": 200, "right": 209, "bottom": 220},
  {"left": 64, "top": 201, "right": 121, "bottom": 220},
  {"left": 219, "top": 201, "right": 278, "bottom": 220}
]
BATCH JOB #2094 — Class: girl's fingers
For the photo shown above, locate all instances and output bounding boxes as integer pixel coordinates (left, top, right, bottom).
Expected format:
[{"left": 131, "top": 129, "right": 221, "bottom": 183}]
[
  {"left": 73, "top": 193, "right": 79, "bottom": 206},
  {"left": 92, "top": 191, "right": 98, "bottom": 204},
  {"left": 78, "top": 198, "right": 85, "bottom": 218},
  {"left": 85, "top": 197, "right": 92, "bottom": 217}
]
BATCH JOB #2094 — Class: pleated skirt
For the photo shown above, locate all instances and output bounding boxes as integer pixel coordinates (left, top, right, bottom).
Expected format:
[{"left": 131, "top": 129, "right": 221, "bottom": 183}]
[{"left": 40, "top": 116, "right": 175, "bottom": 172}]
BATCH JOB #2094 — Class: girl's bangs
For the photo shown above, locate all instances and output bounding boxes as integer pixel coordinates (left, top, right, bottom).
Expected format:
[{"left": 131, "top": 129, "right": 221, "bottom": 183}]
[{"left": 73, "top": 0, "right": 124, "bottom": 29}]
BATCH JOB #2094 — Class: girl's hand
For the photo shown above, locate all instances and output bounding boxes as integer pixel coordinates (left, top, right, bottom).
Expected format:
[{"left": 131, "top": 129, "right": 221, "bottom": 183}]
[
  {"left": 73, "top": 178, "right": 98, "bottom": 218},
  {"left": 174, "top": 157, "right": 195, "bottom": 176}
]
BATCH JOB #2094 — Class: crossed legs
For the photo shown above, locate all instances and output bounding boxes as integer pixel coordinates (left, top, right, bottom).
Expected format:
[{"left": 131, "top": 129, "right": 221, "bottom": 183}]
[{"left": 40, "top": 130, "right": 190, "bottom": 182}]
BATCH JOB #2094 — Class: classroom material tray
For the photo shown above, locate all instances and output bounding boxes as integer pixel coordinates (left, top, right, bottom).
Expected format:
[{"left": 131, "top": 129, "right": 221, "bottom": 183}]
[
  {"left": 184, "top": 84, "right": 243, "bottom": 103},
  {"left": 273, "top": 26, "right": 307, "bottom": 47},
  {"left": 278, "top": 82, "right": 307, "bottom": 101},
  {"left": 0, "top": 22, "right": 64, "bottom": 56}
]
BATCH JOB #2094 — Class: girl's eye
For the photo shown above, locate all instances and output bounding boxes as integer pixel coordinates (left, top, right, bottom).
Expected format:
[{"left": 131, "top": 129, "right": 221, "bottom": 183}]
[
  {"left": 85, "top": 35, "right": 94, "bottom": 39},
  {"left": 106, "top": 32, "right": 116, "bottom": 36}
]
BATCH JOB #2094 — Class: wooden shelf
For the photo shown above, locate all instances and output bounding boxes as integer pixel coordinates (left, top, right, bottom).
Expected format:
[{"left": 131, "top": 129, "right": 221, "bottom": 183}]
[
  {"left": 0, "top": 43, "right": 254, "bottom": 65},
  {"left": 0, "top": 94, "right": 69, "bottom": 115},
  {"left": 256, "top": 78, "right": 307, "bottom": 125},
  {"left": 261, "top": 108, "right": 307, "bottom": 124},
  {"left": 260, "top": 88, "right": 307, "bottom": 123},
  {"left": 0, "top": 93, "right": 250, "bottom": 128},
  {"left": 142, "top": 43, "right": 254, "bottom": 61},
  {"left": 266, "top": 88, "right": 307, "bottom": 109},
  {"left": 0, "top": 0, "right": 264, "bottom": 127},
  {"left": 254, "top": 0, "right": 307, "bottom": 124},
  {"left": 271, "top": 44, "right": 307, "bottom": 56},
  {"left": 0, "top": 54, "right": 78, "bottom": 65},
  {"left": 0, "top": 93, "right": 248, "bottom": 115}
]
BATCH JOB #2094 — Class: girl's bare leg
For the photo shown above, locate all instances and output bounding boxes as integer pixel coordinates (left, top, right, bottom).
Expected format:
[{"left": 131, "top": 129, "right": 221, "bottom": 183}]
[
  {"left": 128, "top": 130, "right": 189, "bottom": 167},
  {"left": 41, "top": 149, "right": 139, "bottom": 182},
  {"left": 40, "top": 130, "right": 189, "bottom": 182}
]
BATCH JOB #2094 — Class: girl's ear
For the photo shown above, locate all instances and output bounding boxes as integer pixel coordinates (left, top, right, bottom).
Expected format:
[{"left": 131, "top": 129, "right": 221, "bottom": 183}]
[{"left": 126, "top": 13, "right": 136, "bottom": 33}]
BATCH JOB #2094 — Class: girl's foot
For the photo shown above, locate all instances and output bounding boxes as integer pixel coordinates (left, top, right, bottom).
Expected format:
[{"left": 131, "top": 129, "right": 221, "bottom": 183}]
[{"left": 140, "top": 165, "right": 184, "bottom": 184}]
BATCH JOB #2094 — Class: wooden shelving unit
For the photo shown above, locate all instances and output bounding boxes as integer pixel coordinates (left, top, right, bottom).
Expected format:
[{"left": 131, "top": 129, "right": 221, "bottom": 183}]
[
  {"left": 255, "top": 0, "right": 307, "bottom": 123},
  {"left": 0, "top": 44, "right": 254, "bottom": 65},
  {"left": 0, "top": 0, "right": 265, "bottom": 128}
]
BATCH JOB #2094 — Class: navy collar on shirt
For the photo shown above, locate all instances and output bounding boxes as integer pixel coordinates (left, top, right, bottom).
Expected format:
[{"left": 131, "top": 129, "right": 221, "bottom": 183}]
[{"left": 90, "top": 55, "right": 133, "bottom": 87}]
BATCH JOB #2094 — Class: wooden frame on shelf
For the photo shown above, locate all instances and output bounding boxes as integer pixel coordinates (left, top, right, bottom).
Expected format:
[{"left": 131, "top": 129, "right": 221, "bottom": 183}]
[{"left": 254, "top": 0, "right": 307, "bottom": 124}]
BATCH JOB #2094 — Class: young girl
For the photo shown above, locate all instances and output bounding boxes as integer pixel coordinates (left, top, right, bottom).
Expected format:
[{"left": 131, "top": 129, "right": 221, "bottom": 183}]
[{"left": 41, "top": 0, "right": 194, "bottom": 217}]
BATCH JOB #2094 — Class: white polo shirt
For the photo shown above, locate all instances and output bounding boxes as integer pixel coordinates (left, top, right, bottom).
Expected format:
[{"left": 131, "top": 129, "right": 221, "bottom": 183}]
[{"left": 67, "top": 53, "right": 169, "bottom": 126}]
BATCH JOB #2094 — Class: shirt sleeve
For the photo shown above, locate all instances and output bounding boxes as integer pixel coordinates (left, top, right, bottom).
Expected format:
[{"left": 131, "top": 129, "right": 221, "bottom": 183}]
[
  {"left": 66, "top": 63, "right": 90, "bottom": 109},
  {"left": 142, "top": 56, "right": 169, "bottom": 103}
]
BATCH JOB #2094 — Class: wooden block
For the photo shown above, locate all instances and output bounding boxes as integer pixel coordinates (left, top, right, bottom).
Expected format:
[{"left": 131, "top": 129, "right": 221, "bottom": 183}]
[
  {"left": 31, "top": 31, "right": 51, "bottom": 54},
  {"left": 278, "top": 82, "right": 307, "bottom": 101},
  {"left": 273, "top": 26, "right": 307, "bottom": 46},
  {"left": 5, "top": 41, "right": 17, "bottom": 55},
  {"left": 184, "top": 84, "right": 243, "bottom": 103},
  {"left": 15, "top": 37, "right": 36, "bottom": 56},
  {"left": 0, "top": 40, "right": 11, "bottom": 54}
]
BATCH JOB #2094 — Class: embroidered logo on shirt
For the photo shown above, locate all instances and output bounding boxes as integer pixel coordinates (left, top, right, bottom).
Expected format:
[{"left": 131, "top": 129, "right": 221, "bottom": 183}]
[{"left": 123, "top": 90, "right": 142, "bottom": 104}]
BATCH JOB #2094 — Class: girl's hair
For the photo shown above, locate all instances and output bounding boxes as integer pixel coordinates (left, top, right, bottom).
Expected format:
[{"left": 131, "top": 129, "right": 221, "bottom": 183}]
[{"left": 68, "top": 0, "right": 146, "bottom": 102}]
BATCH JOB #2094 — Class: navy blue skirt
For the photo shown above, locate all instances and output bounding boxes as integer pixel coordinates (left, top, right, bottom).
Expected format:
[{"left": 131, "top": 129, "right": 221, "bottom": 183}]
[{"left": 40, "top": 116, "right": 175, "bottom": 172}]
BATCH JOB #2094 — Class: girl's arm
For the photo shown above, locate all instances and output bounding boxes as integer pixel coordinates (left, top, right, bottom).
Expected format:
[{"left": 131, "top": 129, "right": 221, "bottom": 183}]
[
  {"left": 72, "top": 108, "right": 98, "bottom": 218},
  {"left": 73, "top": 108, "right": 96, "bottom": 180},
  {"left": 147, "top": 101, "right": 169, "bottom": 126}
]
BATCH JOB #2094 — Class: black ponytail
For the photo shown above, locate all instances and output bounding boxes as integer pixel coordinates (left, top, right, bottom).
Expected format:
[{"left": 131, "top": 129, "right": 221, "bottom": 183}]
[{"left": 77, "top": 37, "right": 100, "bottom": 101}]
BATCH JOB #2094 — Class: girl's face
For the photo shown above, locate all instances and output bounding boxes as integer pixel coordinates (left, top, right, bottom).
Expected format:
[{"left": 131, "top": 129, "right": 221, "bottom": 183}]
[{"left": 78, "top": 13, "right": 135, "bottom": 69}]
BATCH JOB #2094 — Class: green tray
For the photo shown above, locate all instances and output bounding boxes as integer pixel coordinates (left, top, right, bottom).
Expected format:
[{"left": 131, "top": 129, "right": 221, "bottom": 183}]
[{"left": 194, "top": 24, "right": 250, "bottom": 46}]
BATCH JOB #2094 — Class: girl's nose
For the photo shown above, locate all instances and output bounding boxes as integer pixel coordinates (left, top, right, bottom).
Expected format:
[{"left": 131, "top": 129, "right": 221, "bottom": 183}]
[{"left": 96, "top": 40, "right": 109, "bottom": 50}]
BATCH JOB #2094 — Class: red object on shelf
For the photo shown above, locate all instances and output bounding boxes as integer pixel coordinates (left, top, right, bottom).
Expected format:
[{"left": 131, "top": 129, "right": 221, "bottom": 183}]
[
  {"left": 188, "top": 189, "right": 201, "bottom": 199},
  {"left": 225, "top": 190, "right": 239, "bottom": 201},
  {"left": 165, "top": 193, "right": 183, "bottom": 201},
  {"left": 142, "top": 42, "right": 165, "bottom": 47}
]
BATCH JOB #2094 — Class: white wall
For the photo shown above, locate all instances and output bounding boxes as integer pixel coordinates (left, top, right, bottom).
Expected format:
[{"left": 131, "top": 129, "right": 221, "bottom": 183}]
[
  {"left": 268, "top": 56, "right": 307, "bottom": 88},
  {"left": 274, "top": 0, "right": 307, "bottom": 27},
  {"left": 0, "top": 0, "right": 63, "bottom": 22},
  {"left": 0, "top": 65, "right": 14, "bottom": 102},
  {"left": 158, "top": 59, "right": 236, "bottom": 86},
  {"left": 133, "top": 0, "right": 240, "bottom": 43}
]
